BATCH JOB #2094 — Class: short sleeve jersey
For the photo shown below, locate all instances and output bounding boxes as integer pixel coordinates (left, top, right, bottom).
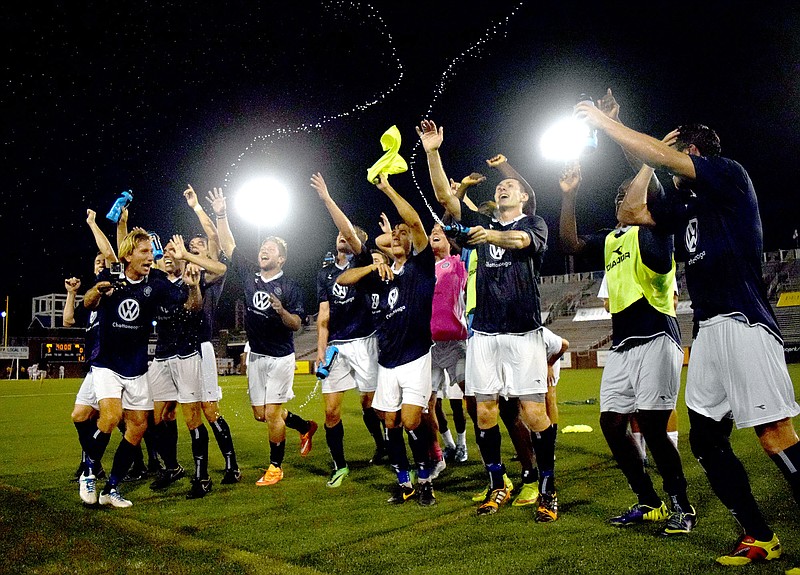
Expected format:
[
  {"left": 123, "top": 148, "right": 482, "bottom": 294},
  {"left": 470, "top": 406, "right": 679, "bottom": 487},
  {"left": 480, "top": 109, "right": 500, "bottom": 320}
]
[
  {"left": 653, "top": 155, "right": 780, "bottom": 338},
  {"left": 361, "top": 245, "right": 435, "bottom": 368},
  {"left": 230, "top": 249, "right": 305, "bottom": 357},
  {"left": 72, "top": 299, "right": 100, "bottom": 366},
  {"left": 316, "top": 248, "right": 375, "bottom": 343},
  {"left": 92, "top": 268, "right": 187, "bottom": 377},
  {"left": 458, "top": 201, "right": 548, "bottom": 334}
]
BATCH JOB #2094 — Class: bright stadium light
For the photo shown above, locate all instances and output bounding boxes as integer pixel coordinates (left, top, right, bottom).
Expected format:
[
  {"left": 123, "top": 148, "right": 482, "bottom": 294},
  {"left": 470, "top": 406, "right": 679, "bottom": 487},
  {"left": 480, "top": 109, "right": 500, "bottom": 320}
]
[
  {"left": 235, "top": 178, "right": 290, "bottom": 226},
  {"left": 540, "top": 117, "right": 591, "bottom": 161}
]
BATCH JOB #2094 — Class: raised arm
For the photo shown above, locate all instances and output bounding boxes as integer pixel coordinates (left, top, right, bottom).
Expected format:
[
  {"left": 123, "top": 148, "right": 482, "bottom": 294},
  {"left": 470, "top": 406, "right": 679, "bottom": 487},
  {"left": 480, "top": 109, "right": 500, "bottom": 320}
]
[
  {"left": 337, "top": 262, "right": 394, "bottom": 286},
  {"left": 169, "top": 234, "right": 227, "bottom": 278},
  {"left": 184, "top": 185, "right": 221, "bottom": 259},
  {"left": 207, "top": 187, "right": 236, "bottom": 258},
  {"left": 63, "top": 277, "right": 81, "bottom": 327},
  {"left": 417, "top": 120, "right": 461, "bottom": 220},
  {"left": 374, "top": 174, "right": 428, "bottom": 254},
  {"left": 116, "top": 206, "right": 129, "bottom": 253},
  {"left": 486, "top": 153, "right": 535, "bottom": 199},
  {"left": 616, "top": 164, "right": 658, "bottom": 227},
  {"left": 86, "top": 209, "right": 118, "bottom": 264},
  {"left": 375, "top": 212, "right": 393, "bottom": 259},
  {"left": 310, "top": 172, "right": 364, "bottom": 254},
  {"left": 181, "top": 263, "right": 203, "bottom": 312},
  {"left": 558, "top": 162, "right": 587, "bottom": 254}
]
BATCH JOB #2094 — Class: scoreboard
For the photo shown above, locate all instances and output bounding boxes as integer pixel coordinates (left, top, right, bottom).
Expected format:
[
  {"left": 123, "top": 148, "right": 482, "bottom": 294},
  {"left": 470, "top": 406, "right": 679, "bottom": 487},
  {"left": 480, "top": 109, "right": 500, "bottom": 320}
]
[{"left": 41, "top": 341, "right": 85, "bottom": 363}]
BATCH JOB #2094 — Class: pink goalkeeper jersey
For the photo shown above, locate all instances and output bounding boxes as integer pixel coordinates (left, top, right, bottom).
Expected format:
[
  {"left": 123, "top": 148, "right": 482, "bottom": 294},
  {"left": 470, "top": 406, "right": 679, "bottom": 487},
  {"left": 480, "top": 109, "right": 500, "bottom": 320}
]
[{"left": 431, "top": 255, "right": 468, "bottom": 341}]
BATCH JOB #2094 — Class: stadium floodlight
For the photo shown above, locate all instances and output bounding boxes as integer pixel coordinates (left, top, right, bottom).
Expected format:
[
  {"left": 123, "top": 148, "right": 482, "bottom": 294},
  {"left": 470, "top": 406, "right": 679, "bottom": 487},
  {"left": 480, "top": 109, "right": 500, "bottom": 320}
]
[
  {"left": 235, "top": 178, "right": 290, "bottom": 227},
  {"left": 540, "top": 117, "right": 591, "bottom": 161}
]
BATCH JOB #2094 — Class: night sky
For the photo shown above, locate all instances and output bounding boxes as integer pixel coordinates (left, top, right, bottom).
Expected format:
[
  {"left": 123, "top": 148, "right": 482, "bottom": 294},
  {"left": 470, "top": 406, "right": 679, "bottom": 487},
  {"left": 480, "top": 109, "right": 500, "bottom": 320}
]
[{"left": 4, "top": 1, "right": 800, "bottom": 336}]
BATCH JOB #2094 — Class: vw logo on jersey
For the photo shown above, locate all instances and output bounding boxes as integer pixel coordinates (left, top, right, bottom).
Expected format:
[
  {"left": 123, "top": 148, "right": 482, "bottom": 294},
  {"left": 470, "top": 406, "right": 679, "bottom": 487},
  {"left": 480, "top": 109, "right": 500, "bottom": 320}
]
[
  {"left": 143, "top": 286, "right": 152, "bottom": 297},
  {"left": 117, "top": 299, "right": 140, "bottom": 322},
  {"left": 387, "top": 287, "right": 399, "bottom": 309},
  {"left": 489, "top": 244, "right": 506, "bottom": 260},
  {"left": 685, "top": 218, "right": 699, "bottom": 253},
  {"left": 252, "top": 291, "right": 272, "bottom": 311},
  {"left": 88, "top": 310, "right": 98, "bottom": 324},
  {"left": 332, "top": 282, "right": 348, "bottom": 299},
  {"left": 371, "top": 293, "right": 380, "bottom": 309}
]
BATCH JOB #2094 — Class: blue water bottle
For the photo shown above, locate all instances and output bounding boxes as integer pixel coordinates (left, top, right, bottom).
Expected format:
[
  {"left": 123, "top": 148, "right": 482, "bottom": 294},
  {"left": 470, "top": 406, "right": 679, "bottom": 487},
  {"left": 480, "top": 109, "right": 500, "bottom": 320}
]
[
  {"left": 149, "top": 232, "right": 164, "bottom": 260},
  {"left": 316, "top": 346, "right": 339, "bottom": 379},
  {"left": 577, "top": 93, "right": 598, "bottom": 155},
  {"left": 106, "top": 190, "right": 133, "bottom": 223}
]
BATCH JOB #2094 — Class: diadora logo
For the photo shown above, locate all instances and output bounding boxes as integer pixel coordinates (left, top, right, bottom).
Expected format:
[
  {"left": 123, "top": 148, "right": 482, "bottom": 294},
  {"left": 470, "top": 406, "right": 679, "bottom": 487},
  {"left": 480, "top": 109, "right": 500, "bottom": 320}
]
[
  {"left": 252, "top": 291, "right": 272, "bottom": 311},
  {"left": 371, "top": 293, "right": 380, "bottom": 309},
  {"left": 332, "top": 282, "right": 348, "bottom": 299},
  {"left": 685, "top": 218, "right": 699, "bottom": 253},
  {"left": 488, "top": 244, "right": 505, "bottom": 260},
  {"left": 387, "top": 287, "right": 399, "bottom": 309},
  {"left": 605, "top": 250, "right": 631, "bottom": 272},
  {"left": 117, "top": 299, "right": 140, "bottom": 322},
  {"left": 612, "top": 247, "right": 623, "bottom": 257}
]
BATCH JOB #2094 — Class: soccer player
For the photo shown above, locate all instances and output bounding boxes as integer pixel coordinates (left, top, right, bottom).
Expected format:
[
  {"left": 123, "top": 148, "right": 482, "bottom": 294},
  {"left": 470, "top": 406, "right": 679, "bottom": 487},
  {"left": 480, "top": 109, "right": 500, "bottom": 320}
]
[
  {"left": 213, "top": 189, "right": 316, "bottom": 487},
  {"left": 337, "top": 173, "right": 437, "bottom": 507},
  {"left": 185, "top": 186, "right": 242, "bottom": 484},
  {"left": 577, "top": 97, "right": 800, "bottom": 564},
  {"left": 419, "top": 120, "right": 556, "bottom": 520},
  {"left": 560, "top": 156, "right": 696, "bottom": 536},
  {"left": 310, "top": 172, "right": 387, "bottom": 487},
  {"left": 77, "top": 228, "right": 197, "bottom": 508}
]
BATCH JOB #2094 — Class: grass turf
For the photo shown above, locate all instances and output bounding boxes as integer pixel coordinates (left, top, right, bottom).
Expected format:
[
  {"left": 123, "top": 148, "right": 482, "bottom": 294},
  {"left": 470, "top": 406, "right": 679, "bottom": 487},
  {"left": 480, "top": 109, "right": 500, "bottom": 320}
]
[{"left": 0, "top": 365, "right": 798, "bottom": 574}]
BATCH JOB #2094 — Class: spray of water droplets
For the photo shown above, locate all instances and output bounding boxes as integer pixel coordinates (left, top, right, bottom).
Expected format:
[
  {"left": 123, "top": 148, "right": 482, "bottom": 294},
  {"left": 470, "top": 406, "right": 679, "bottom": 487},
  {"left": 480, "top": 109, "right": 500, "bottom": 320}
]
[
  {"left": 222, "top": 0, "right": 404, "bottom": 188},
  {"left": 408, "top": 1, "right": 527, "bottom": 224}
]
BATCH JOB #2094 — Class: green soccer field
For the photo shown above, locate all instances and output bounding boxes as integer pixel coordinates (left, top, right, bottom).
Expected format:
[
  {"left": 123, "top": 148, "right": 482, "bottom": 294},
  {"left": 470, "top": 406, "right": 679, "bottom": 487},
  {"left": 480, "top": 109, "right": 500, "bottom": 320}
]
[{"left": 1, "top": 365, "right": 798, "bottom": 574}]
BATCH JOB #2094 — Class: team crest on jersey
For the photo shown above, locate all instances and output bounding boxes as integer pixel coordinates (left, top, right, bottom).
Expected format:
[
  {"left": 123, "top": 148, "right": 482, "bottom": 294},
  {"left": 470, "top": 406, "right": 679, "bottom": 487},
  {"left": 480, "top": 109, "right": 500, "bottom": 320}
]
[
  {"left": 143, "top": 286, "right": 152, "bottom": 297},
  {"left": 387, "top": 287, "right": 399, "bottom": 309},
  {"left": 488, "top": 244, "right": 506, "bottom": 260},
  {"left": 371, "top": 293, "right": 379, "bottom": 309},
  {"left": 685, "top": 218, "right": 699, "bottom": 253},
  {"left": 118, "top": 299, "right": 140, "bottom": 322},
  {"left": 252, "top": 291, "right": 272, "bottom": 311},
  {"left": 332, "top": 282, "right": 348, "bottom": 299},
  {"left": 441, "top": 261, "right": 450, "bottom": 269},
  {"left": 273, "top": 286, "right": 283, "bottom": 297}
]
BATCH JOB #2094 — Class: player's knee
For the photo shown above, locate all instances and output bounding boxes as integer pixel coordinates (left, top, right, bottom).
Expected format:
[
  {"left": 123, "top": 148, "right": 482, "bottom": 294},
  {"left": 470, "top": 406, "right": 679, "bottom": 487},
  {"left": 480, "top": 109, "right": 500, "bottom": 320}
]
[
  {"left": 688, "top": 410, "right": 732, "bottom": 462},
  {"left": 599, "top": 411, "right": 627, "bottom": 439}
]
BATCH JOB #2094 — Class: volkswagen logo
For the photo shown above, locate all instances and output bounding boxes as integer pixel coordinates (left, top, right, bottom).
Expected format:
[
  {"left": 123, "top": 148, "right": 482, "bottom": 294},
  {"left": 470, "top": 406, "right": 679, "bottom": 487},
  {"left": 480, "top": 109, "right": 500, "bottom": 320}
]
[
  {"left": 387, "top": 287, "right": 399, "bottom": 309},
  {"left": 489, "top": 244, "right": 506, "bottom": 260},
  {"left": 685, "top": 218, "right": 698, "bottom": 253},
  {"left": 252, "top": 291, "right": 272, "bottom": 311},
  {"left": 117, "top": 299, "right": 140, "bottom": 322},
  {"left": 332, "top": 282, "right": 348, "bottom": 299}
]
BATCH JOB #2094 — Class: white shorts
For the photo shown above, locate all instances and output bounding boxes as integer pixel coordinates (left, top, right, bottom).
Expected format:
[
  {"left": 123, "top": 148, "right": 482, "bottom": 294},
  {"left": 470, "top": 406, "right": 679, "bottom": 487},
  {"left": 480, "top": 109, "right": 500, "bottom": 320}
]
[
  {"left": 373, "top": 352, "right": 432, "bottom": 412},
  {"left": 200, "top": 341, "right": 223, "bottom": 402},
  {"left": 248, "top": 352, "right": 296, "bottom": 406},
  {"left": 322, "top": 336, "right": 379, "bottom": 394},
  {"left": 149, "top": 354, "right": 204, "bottom": 404},
  {"left": 92, "top": 366, "right": 153, "bottom": 411},
  {"left": 465, "top": 330, "right": 547, "bottom": 398},
  {"left": 437, "top": 375, "right": 464, "bottom": 401},
  {"left": 600, "top": 335, "right": 683, "bottom": 413},
  {"left": 431, "top": 340, "right": 466, "bottom": 393},
  {"left": 685, "top": 315, "right": 800, "bottom": 428},
  {"left": 74, "top": 371, "right": 99, "bottom": 410}
]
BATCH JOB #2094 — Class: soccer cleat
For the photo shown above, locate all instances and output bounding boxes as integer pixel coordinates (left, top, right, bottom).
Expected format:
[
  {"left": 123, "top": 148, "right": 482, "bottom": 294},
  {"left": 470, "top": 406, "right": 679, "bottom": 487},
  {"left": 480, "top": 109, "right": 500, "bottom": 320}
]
[
  {"left": 387, "top": 483, "right": 416, "bottom": 504},
  {"left": 72, "top": 462, "right": 86, "bottom": 482},
  {"left": 186, "top": 478, "right": 212, "bottom": 499},
  {"left": 430, "top": 458, "right": 446, "bottom": 480},
  {"left": 255, "top": 464, "right": 284, "bottom": 486},
  {"left": 716, "top": 534, "right": 781, "bottom": 566},
  {"left": 326, "top": 466, "right": 350, "bottom": 488},
  {"left": 98, "top": 488, "right": 132, "bottom": 508},
  {"left": 79, "top": 473, "right": 98, "bottom": 505},
  {"left": 221, "top": 468, "right": 242, "bottom": 484},
  {"left": 471, "top": 474, "right": 513, "bottom": 502},
  {"left": 454, "top": 445, "right": 468, "bottom": 463},
  {"left": 609, "top": 501, "right": 668, "bottom": 527},
  {"left": 512, "top": 482, "right": 540, "bottom": 507},
  {"left": 148, "top": 460, "right": 165, "bottom": 475},
  {"left": 659, "top": 504, "right": 697, "bottom": 536},
  {"left": 536, "top": 492, "right": 558, "bottom": 522},
  {"left": 442, "top": 446, "right": 457, "bottom": 461},
  {"left": 418, "top": 482, "right": 437, "bottom": 507},
  {"left": 299, "top": 420, "right": 318, "bottom": 457},
  {"left": 370, "top": 445, "right": 389, "bottom": 465},
  {"left": 477, "top": 487, "right": 511, "bottom": 515},
  {"left": 150, "top": 465, "right": 185, "bottom": 490},
  {"left": 123, "top": 465, "right": 149, "bottom": 482}
]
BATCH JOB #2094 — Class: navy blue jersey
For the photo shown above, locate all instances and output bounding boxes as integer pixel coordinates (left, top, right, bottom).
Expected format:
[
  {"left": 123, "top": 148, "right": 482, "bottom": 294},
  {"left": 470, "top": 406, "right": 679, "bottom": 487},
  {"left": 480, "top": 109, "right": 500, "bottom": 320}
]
[
  {"left": 92, "top": 269, "right": 187, "bottom": 377},
  {"left": 651, "top": 155, "right": 780, "bottom": 338},
  {"left": 154, "top": 276, "right": 202, "bottom": 359},
  {"left": 199, "top": 266, "right": 226, "bottom": 344},
  {"left": 317, "top": 249, "right": 375, "bottom": 343},
  {"left": 72, "top": 301, "right": 100, "bottom": 366},
  {"left": 583, "top": 226, "right": 681, "bottom": 349},
  {"left": 459, "top": 202, "right": 548, "bottom": 334},
  {"left": 230, "top": 249, "right": 305, "bottom": 357},
  {"left": 361, "top": 245, "right": 435, "bottom": 368}
]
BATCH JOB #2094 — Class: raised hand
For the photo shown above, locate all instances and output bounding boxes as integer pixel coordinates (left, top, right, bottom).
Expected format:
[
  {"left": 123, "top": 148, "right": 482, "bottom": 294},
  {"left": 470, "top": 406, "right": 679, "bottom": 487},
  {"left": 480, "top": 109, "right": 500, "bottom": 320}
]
[
  {"left": 378, "top": 212, "right": 391, "bottom": 235},
  {"left": 118, "top": 206, "right": 129, "bottom": 225},
  {"left": 170, "top": 234, "right": 186, "bottom": 260},
  {"left": 462, "top": 172, "right": 486, "bottom": 187},
  {"left": 183, "top": 263, "right": 201, "bottom": 286},
  {"left": 486, "top": 154, "right": 507, "bottom": 168},
  {"left": 184, "top": 185, "right": 199, "bottom": 208},
  {"left": 86, "top": 209, "right": 96, "bottom": 225},
  {"left": 597, "top": 88, "right": 620, "bottom": 122},
  {"left": 65, "top": 277, "right": 81, "bottom": 293},
  {"left": 415, "top": 119, "right": 443, "bottom": 153},
  {"left": 662, "top": 129, "right": 681, "bottom": 147},
  {"left": 373, "top": 262, "right": 394, "bottom": 282},
  {"left": 206, "top": 187, "right": 227, "bottom": 216},
  {"left": 559, "top": 162, "right": 582, "bottom": 194},
  {"left": 310, "top": 172, "right": 330, "bottom": 201},
  {"left": 375, "top": 173, "right": 392, "bottom": 194}
]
